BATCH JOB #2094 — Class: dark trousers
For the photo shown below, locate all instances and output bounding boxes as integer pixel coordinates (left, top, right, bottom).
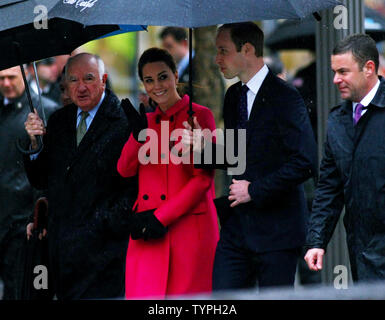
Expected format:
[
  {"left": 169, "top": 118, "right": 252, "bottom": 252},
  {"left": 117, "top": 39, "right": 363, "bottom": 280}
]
[
  {"left": 0, "top": 225, "right": 26, "bottom": 300},
  {"left": 212, "top": 229, "right": 300, "bottom": 291}
]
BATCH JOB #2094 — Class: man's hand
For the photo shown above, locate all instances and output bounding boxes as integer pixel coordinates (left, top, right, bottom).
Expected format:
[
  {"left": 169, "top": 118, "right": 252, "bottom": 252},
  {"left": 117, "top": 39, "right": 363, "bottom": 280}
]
[
  {"left": 228, "top": 179, "right": 251, "bottom": 207},
  {"left": 26, "top": 223, "right": 47, "bottom": 241},
  {"left": 24, "top": 109, "right": 45, "bottom": 150},
  {"left": 304, "top": 248, "right": 325, "bottom": 271},
  {"left": 182, "top": 116, "right": 205, "bottom": 152}
]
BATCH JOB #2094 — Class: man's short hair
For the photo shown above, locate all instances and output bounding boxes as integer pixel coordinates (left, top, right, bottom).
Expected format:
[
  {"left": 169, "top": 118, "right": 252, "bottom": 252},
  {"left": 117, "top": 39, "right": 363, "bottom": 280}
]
[
  {"left": 218, "top": 22, "right": 264, "bottom": 57},
  {"left": 159, "top": 27, "right": 187, "bottom": 42},
  {"left": 65, "top": 53, "right": 105, "bottom": 80},
  {"left": 333, "top": 34, "right": 379, "bottom": 73}
]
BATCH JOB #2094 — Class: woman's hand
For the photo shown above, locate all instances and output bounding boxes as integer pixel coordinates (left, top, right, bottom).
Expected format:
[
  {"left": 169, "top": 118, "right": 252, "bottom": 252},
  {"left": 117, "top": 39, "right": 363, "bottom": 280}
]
[{"left": 121, "top": 98, "right": 148, "bottom": 142}]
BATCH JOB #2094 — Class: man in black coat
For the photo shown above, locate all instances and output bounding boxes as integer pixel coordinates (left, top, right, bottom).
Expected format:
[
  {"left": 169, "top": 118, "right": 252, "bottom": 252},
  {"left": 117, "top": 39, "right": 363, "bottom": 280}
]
[
  {"left": 305, "top": 34, "right": 385, "bottom": 282},
  {"left": 184, "top": 22, "right": 317, "bottom": 290},
  {"left": 0, "top": 66, "right": 60, "bottom": 300},
  {"left": 24, "top": 53, "right": 136, "bottom": 299}
]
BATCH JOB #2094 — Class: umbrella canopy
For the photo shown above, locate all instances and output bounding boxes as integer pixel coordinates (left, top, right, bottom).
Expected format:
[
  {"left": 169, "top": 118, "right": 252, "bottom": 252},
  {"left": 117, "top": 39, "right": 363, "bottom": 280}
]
[
  {"left": 48, "top": 0, "right": 340, "bottom": 119},
  {"left": 0, "top": 0, "right": 145, "bottom": 154},
  {"left": 266, "top": 5, "right": 385, "bottom": 51},
  {"left": 0, "top": 0, "right": 145, "bottom": 70},
  {"left": 49, "top": 0, "right": 341, "bottom": 28}
]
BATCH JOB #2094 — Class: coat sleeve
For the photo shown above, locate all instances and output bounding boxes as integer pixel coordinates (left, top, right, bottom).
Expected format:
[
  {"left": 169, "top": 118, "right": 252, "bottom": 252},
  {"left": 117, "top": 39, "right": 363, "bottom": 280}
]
[
  {"left": 154, "top": 108, "right": 216, "bottom": 227},
  {"left": 305, "top": 132, "right": 345, "bottom": 250},
  {"left": 23, "top": 97, "right": 61, "bottom": 190},
  {"left": 23, "top": 116, "right": 55, "bottom": 190},
  {"left": 248, "top": 90, "right": 318, "bottom": 207}
]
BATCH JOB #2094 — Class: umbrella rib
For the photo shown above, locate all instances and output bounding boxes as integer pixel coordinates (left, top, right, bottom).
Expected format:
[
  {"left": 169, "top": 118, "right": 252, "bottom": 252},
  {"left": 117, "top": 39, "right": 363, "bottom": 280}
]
[{"left": 287, "top": 0, "right": 307, "bottom": 19}]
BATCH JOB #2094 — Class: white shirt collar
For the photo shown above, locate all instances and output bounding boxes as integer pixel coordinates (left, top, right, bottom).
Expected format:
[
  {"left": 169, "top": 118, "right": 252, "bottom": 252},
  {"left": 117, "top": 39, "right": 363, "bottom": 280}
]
[
  {"left": 243, "top": 64, "right": 269, "bottom": 95},
  {"left": 353, "top": 79, "right": 381, "bottom": 111}
]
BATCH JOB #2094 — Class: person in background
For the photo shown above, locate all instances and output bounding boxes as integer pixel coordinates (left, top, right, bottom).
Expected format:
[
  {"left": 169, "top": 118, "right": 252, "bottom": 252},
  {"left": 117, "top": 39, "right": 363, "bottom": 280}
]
[
  {"left": 58, "top": 67, "right": 72, "bottom": 107},
  {"left": 264, "top": 54, "right": 287, "bottom": 80},
  {"left": 159, "top": 27, "right": 193, "bottom": 84},
  {"left": 0, "top": 65, "right": 59, "bottom": 299},
  {"left": 29, "top": 58, "right": 62, "bottom": 105}
]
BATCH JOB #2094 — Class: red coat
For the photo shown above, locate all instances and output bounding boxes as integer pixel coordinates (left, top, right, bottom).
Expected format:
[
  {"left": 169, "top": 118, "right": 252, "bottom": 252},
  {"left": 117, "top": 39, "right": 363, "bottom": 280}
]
[{"left": 117, "top": 95, "right": 219, "bottom": 298}]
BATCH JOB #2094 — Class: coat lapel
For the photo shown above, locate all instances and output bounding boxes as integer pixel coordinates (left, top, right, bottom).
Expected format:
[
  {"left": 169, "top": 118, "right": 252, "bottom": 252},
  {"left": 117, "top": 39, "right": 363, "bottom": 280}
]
[
  {"left": 66, "top": 91, "right": 121, "bottom": 168},
  {"left": 339, "top": 100, "right": 355, "bottom": 144},
  {"left": 353, "top": 77, "right": 385, "bottom": 148}
]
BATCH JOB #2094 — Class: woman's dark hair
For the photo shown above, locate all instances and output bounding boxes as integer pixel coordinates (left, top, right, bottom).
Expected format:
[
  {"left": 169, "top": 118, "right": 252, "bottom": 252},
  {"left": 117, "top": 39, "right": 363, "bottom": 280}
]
[{"left": 138, "top": 47, "right": 177, "bottom": 81}]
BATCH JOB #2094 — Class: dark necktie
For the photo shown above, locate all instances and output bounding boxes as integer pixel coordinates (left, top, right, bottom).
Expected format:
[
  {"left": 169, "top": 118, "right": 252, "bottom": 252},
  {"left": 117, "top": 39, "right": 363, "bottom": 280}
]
[
  {"left": 76, "top": 111, "right": 89, "bottom": 146},
  {"left": 237, "top": 85, "right": 249, "bottom": 129},
  {"left": 353, "top": 103, "right": 365, "bottom": 125}
]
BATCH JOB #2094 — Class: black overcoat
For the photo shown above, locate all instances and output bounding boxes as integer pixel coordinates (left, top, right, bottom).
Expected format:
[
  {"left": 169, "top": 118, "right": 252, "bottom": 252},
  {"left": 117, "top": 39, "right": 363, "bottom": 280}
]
[
  {"left": 306, "top": 77, "right": 385, "bottom": 281},
  {"left": 24, "top": 89, "right": 136, "bottom": 299},
  {"left": 0, "top": 92, "right": 59, "bottom": 245}
]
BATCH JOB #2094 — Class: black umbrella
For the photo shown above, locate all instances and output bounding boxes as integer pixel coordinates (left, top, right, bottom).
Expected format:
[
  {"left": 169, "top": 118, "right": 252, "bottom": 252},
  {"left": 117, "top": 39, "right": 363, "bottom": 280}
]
[
  {"left": 48, "top": 0, "right": 341, "bottom": 123},
  {"left": 266, "top": 5, "right": 385, "bottom": 51},
  {"left": 0, "top": 1, "right": 144, "bottom": 153}
]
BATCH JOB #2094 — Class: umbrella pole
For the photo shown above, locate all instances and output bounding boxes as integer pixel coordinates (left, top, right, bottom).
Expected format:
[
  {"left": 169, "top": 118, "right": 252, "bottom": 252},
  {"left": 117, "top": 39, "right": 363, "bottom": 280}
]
[
  {"left": 187, "top": 27, "right": 195, "bottom": 127},
  {"left": 15, "top": 63, "right": 44, "bottom": 154},
  {"left": 32, "top": 62, "right": 47, "bottom": 127}
]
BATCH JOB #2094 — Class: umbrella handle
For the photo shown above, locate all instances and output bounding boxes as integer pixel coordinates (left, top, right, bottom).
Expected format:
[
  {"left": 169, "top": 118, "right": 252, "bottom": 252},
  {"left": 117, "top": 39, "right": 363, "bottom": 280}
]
[
  {"left": 187, "top": 114, "right": 195, "bottom": 154},
  {"left": 16, "top": 135, "right": 44, "bottom": 155},
  {"left": 187, "top": 115, "right": 194, "bottom": 129},
  {"left": 33, "top": 197, "right": 49, "bottom": 231}
]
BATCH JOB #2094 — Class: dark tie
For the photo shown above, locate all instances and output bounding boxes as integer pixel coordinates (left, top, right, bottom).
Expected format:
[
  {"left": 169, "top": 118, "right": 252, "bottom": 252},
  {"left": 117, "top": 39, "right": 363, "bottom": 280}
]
[
  {"left": 353, "top": 103, "right": 364, "bottom": 125},
  {"left": 76, "top": 111, "right": 89, "bottom": 146},
  {"left": 237, "top": 85, "right": 249, "bottom": 129}
]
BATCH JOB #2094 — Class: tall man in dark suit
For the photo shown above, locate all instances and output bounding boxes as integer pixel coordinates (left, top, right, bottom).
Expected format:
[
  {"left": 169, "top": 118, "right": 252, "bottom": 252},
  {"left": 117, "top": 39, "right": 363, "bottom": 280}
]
[
  {"left": 184, "top": 22, "right": 317, "bottom": 290},
  {"left": 24, "top": 53, "right": 136, "bottom": 299}
]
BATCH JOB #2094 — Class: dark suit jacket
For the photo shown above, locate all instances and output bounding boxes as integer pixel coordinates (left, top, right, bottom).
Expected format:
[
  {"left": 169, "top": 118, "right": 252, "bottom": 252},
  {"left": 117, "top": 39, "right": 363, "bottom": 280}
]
[
  {"left": 220, "top": 70, "right": 317, "bottom": 253},
  {"left": 24, "top": 89, "right": 137, "bottom": 300}
]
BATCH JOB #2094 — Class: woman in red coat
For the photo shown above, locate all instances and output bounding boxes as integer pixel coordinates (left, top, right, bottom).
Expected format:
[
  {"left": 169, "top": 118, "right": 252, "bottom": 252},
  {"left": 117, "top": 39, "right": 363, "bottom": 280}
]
[{"left": 117, "top": 48, "right": 219, "bottom": 299}]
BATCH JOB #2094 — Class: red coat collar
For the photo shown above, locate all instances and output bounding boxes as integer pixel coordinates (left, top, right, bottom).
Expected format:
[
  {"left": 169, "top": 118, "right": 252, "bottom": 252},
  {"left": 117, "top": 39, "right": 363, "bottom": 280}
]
[{"left": 154, "top": 94, "right": 189, "bottom": 118}]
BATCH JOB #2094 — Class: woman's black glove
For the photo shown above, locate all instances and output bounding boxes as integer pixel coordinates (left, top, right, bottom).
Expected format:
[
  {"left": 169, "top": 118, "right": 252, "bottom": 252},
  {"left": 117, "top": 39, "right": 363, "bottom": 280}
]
[
  {"left": 130, "top": 209, "right": 168, "bottom": 241},
  {"left": 121, "top": 98, "right": 148, "bottom": 142}
]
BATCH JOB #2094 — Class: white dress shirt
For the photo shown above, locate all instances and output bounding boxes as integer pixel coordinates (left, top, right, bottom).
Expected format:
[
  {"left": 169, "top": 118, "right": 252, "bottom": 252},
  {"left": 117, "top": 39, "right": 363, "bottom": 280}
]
[
  {"left": 76, "top": 91, "right": 105, "bottom": 130},
  {"left": 352, "top": 79, "right": 380, "bottom": 119},
  {"left": 242, "top": 64, "right": 269, "bottom": 118}
]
